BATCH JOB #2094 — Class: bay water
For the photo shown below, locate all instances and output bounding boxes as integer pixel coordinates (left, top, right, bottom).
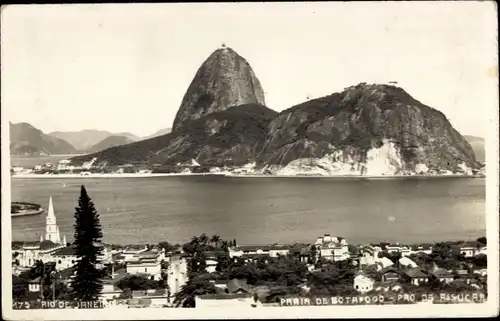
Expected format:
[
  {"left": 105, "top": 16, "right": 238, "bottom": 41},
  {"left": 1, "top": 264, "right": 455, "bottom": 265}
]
[{"left": 10, "top": 175, "right": 485, "bottom": 246}]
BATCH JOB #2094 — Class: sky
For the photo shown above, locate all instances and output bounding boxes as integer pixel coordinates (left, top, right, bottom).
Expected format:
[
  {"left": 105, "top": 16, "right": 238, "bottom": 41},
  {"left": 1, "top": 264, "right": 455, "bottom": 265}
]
[{"left": 1, "top": 2, "right": 498, "bottom": 138}]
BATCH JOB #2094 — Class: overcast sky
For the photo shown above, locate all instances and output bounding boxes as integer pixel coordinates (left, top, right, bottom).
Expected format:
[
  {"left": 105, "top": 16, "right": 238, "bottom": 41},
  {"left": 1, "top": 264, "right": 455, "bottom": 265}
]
[{"left": 1, "top": 2, "right": 497, "bottom": 138}]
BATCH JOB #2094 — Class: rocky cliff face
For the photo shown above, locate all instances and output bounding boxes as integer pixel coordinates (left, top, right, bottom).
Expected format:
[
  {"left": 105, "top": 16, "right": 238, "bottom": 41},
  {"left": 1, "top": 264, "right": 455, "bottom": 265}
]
[
  {"left": 258, "top": 83, "right": 477, "bottom": 174},
  {"left": 172, "top": 46, "right": 266, "bottom": 131},
  {"left": 71, "top": 47, "right": 476, "bottom": 176}
]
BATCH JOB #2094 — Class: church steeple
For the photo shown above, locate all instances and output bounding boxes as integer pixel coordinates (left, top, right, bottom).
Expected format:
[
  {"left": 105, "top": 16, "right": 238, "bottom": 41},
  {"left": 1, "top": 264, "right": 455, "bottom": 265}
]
[
  {"left": 45, "top": 196, "right": 61, "bottom": 244},
  {"left": 48, "top": 196, "right": 55, "bottom": 219}
]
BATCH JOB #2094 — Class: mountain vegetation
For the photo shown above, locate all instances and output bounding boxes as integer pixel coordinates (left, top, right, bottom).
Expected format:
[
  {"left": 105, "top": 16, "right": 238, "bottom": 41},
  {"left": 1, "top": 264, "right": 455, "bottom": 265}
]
[{"left": 10, "top": 122, "right": 78, "bottom": 156}]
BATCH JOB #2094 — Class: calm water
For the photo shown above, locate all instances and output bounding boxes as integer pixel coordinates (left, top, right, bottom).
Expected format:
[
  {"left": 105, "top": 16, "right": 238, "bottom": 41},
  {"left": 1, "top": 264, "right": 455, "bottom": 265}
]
[{"left": 10, "top": 176, "right": 485, "bottom": 246}]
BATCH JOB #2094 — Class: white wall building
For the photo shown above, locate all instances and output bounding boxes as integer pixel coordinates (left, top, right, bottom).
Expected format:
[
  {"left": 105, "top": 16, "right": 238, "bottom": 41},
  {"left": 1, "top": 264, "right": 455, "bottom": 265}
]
[
  {"left": 167, "top": 254, "right": 189, "bottom": 297},
  {"left": 122, "top": 246, "right": 148, "bottom": 262},
  {"left": 126, "top": 251, "right": 162, "bottom": 280},
  {"left": 315, "top": 234, "right": 349, "bottom": 261},
  {"left": 51, "top": 246, "right": 78, "bottom": 271},
  {"left": 353, "top": 273, "right": 375, "bottom": 293},
  {"left": 206, "top": 259, "right": 218, "bottom": 273},
  {"left": 57, "top": 159, "right": 73, "bottom": 171}
]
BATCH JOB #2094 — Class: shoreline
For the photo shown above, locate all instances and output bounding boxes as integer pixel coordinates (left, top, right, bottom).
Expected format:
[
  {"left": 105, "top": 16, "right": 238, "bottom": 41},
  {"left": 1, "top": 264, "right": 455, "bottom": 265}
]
[
  {"left": 11, "top": 173, "right": 225, "bottom": 179},
  {"left": 11, "top": 173, "right": 484, "bottom": 179}
]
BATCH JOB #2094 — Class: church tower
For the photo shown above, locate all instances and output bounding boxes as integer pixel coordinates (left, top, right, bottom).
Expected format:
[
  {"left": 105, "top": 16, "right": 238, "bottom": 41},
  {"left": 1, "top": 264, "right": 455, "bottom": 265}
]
[{"left": 45, "top": 196, "right": 61, "bottom": 244}]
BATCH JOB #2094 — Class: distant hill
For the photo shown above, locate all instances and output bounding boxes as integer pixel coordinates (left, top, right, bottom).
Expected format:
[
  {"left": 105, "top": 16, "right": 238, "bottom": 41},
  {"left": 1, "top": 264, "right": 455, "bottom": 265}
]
[
  {"left": 71, "top": 104, "right": 277, "bottom": 167},
  {"left": 463, "top": 135, "right": 485, "bottom": 162},
  {"left": 49, "top": 130, "right": 139, "bottom": 151},
  {"left": 141, "top": 128, "right": 172, "bottom": 140},
  {"left": 85, "top": 135, "right": 135, "bottom": 154},
  {"left": 10, "top": 122, "right": 78, "bottom": 156}
]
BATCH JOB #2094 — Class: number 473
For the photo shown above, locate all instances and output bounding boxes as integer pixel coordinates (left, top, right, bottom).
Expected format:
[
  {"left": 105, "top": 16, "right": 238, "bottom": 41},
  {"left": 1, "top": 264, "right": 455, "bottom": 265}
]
[{"left": 12, "top": 301, "right": 31, "bottom": 309}]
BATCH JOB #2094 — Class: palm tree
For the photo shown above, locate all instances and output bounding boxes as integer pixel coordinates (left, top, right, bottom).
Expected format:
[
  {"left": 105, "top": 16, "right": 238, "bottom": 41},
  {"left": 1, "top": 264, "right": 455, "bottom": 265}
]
[
  {"left": 210, "top": 235, "right": 221, "bottom": 247},
  {"left": 173, "top": 278, "right": 217, "bottom": 307},
  {"left": 199, "top": 234, "right": 209, "bottom": 245}
]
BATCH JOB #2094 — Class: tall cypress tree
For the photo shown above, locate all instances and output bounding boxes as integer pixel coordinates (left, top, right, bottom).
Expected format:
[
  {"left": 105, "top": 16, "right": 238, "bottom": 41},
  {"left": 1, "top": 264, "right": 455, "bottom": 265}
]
[{"left": 71, "top": 185, "right": 104, "bottom": 300}]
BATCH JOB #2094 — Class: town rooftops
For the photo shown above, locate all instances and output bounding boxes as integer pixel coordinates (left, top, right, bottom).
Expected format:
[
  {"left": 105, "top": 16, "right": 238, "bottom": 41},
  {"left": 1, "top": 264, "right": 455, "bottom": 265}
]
[
  {"left": 138, "top": 251, "right": 160, "bottom": 259},
  {"left": 197, "top": 293, "right": 253, "bottom": 300},
  {"left": 23, "top": 240, "right": 62, "bottom": 251},
  {"left": 52, "top": 246, "right": 77, "bottom": 256},
  {"left": 460, "top": 241, "right": 481, "bottom": 248},
  {"left": 238, "top": 245, "right": 272, "bottom": 252},
  {"left": 431, "top": 269, "right": 454, "bottom": 278},
  {"left": 377, "top": 257, "right": 394, "bottom": 268},
  {"left": 123, "top": 245, "right": 147, "bottom": 252},
  {"left": 403, "top": 268, "right": 429, "bottom": 279},
  {"left": 379, "top": 266, "right": 400, "bottom": 275},
  {"left": 29, "top": 276, "right": 42, "bottom": 283},
  {"left": 399, "top": 257, "right": 418, "bottom": 267},
  {"left": 132, "top": 289, "right": 167, "bottom": 298}
]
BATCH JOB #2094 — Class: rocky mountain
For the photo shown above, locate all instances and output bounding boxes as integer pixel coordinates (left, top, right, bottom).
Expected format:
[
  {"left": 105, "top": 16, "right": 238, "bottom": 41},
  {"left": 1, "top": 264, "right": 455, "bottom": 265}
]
[
  {"left": 172, "top": 46, "right": 266, "bottom": 131},
  {"left": 259, "top": 83, "right": 477, "bottom": 175},
  {"left": 10, "top": 122, "right": 78, "bottom": 156},
  {"left": 49, "top": 130, "right": 139, "bottom": 151},
  {"left": 85, "top": 135, "right": 135, "bottom": 154},
  {"left": 71, "top": 104, "right": 277, "bottom": 167},
  {"left": 464, "top": 135, "right": 485, "bottom": 162},
  {"left": 141, "top": 128, "right": 172, "bottom": 141},
  {"left": 70, "top": 45, "right": 476, "bottom": 176}
]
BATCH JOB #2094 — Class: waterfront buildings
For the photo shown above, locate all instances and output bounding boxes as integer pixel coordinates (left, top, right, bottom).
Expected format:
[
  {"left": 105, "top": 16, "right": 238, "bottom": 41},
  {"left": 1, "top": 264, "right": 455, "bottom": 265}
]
[
  {"left": 314, "top": 234, "right": 349, "bottom": 261},
  {"left": 122, "top": 246, "right": 148, "bottom": 262},
  {"left": 167, "top": 254, "right": 189, "bottom": 297},
  {"left": 126, "top": 250, "right": 163, "bottom": 281},
  {"left": 460, "top": 241, "right": 487, "bottom": 257}
]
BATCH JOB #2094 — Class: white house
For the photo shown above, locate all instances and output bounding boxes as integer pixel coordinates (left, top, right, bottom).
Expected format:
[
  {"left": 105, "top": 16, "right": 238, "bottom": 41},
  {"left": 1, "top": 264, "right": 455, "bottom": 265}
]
[
  {"left": 386, "top": 244, "right": 411, "bottom": 256},
  {"left": 122, "top": 246, "right": 148, "bottom": 262},
  {"left": 460, "top": 244, "right": 487, "bottom": 257},
  {"left": 269, "top": 245, "right": 291, "bottom": 257},
  {"left": 28, "top": 277, "right": 42, "bottom": 293},
  {"left": 315, "top": 234, "right": 349, "bottom": 261},
  {"left": 353, "top": 273, "right": 375, "bottom": 293},
  {"left": 51, "top": 246, "right": 78, "bottom": 271},
  {"left": 126, "top": 251, "right": 162, "bottom": 280},
  {"left": 206, "top": 259, "right": 218, "bottom": 273}
]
